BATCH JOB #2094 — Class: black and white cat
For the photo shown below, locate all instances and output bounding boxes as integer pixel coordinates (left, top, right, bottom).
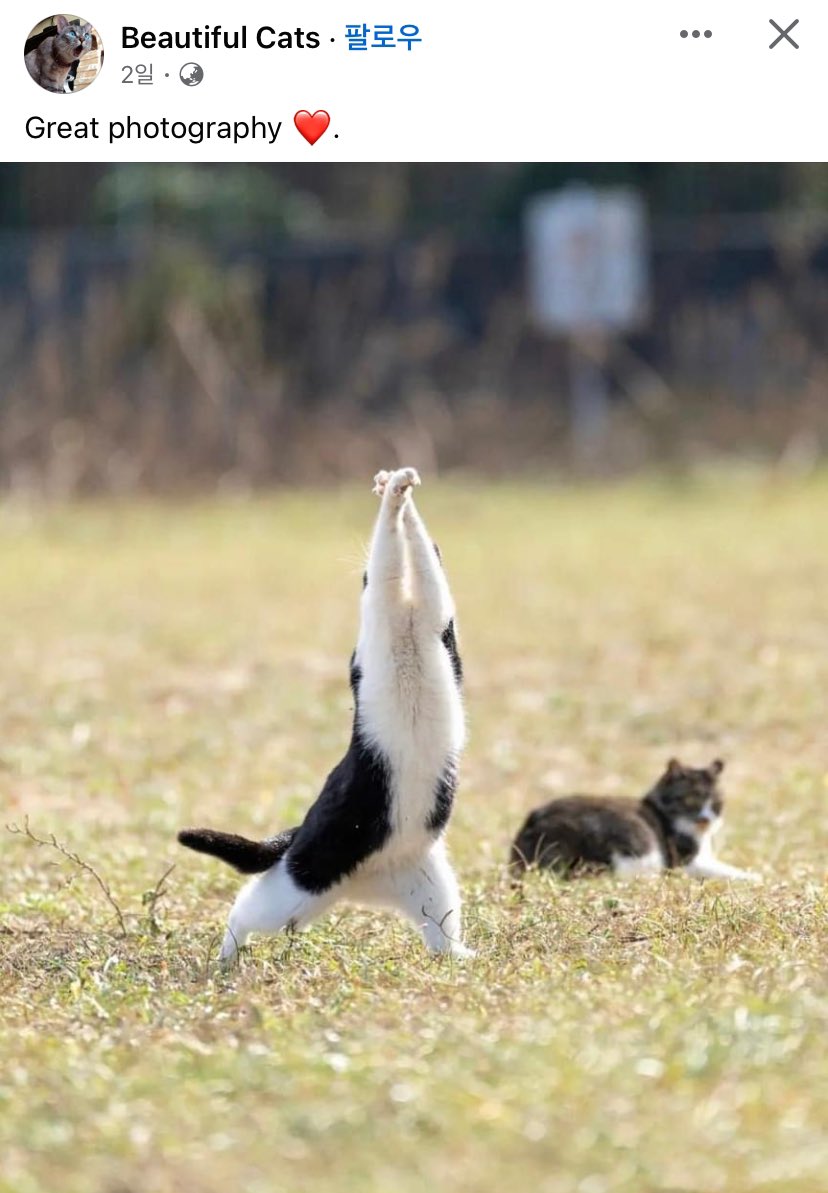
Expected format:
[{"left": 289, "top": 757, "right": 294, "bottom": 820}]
[{"left": 179, "top": 467, "right": 471, "bottom": 963}]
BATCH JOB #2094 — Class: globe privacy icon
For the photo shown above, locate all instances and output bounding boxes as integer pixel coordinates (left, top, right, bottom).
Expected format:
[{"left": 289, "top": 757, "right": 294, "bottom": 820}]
[{"left": 179, "top": 63, "right": 203, "bottom": 86}]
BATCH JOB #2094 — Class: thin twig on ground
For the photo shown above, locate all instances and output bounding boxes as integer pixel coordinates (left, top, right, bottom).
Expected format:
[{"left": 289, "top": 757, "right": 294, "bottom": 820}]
[
  {"left": 6, "top": 816, "right": 127, "bottom": 937},
  {"left": 143, "top": 863, "right": 176, "bottom": 933}
]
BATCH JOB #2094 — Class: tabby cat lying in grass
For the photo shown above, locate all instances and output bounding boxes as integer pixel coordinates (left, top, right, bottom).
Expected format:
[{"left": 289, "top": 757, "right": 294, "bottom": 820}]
[{"left": 510, "top": 758, "right": 760, "bottom": 882}]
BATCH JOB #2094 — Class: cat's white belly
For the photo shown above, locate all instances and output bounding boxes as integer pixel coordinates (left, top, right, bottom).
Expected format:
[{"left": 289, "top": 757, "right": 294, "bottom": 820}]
[{"left": 357, "top": 627, "right": 465, "bottom": 852}]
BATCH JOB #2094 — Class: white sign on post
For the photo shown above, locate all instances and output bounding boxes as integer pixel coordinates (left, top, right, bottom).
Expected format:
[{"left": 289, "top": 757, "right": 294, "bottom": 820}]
[{"left": 525, "top": 185, "right": 649, "bottom": 333}]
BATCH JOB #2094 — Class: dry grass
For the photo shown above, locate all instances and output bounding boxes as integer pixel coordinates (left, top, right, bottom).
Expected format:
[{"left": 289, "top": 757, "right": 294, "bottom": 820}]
[{"left": 1, "top": 473, "right": 827, "bottom": 1193}]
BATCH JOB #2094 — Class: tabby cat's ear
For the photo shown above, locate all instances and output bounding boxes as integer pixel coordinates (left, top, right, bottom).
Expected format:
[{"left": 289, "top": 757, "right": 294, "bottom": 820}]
[
  {"left": 55, "top": 14, "right": 69, "bottom": 32},
  {"left": 665, "top": 758, "right": 682, "bottom": 778},
  {"left": 81, "top": 23, "right": 92, "bottom": 34},
  {"left": 709, "top": 758, "right": 725, "bottom": 777}
]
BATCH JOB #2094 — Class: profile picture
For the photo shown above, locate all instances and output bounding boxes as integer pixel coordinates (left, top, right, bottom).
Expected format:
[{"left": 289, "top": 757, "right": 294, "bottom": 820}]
[{"left": 24, "top": 14, "right": 103, "bottom": 94}]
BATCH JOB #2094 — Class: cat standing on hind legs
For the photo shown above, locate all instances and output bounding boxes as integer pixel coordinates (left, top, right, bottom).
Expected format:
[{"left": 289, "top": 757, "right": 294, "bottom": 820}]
[{"left": 178, "top": 467, "right": 472, "bottom": 964}]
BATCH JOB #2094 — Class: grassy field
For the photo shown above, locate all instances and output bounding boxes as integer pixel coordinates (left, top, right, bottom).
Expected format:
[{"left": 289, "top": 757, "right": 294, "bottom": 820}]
[{"left": 1, "top": 473, "right": 827, "bottom": 1193}]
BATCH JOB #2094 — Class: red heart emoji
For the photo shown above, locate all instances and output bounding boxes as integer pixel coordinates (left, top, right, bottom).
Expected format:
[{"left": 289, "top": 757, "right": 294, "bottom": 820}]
[{"left": 294, "top": 109, "right": 330, "bottom": 145}]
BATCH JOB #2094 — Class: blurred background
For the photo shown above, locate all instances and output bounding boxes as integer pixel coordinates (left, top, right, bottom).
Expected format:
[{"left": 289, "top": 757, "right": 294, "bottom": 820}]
[{"left": 1, "top": 162, "right": 827, "bottom": 494}]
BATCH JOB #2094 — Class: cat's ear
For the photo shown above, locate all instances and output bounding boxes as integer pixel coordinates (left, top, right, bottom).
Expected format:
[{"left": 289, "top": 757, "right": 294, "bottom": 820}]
[
  {"left": 81, "top": 23, "right": 92, "bottom": 34},
  {"left": 665, "top": 758, "right": 682, "bottom": 778},
  {"left": 55, "top": 14, "right": 69, "bottom": 32},
  {"left": 709, "top": 758, "right": 725, "bottom": 777}
]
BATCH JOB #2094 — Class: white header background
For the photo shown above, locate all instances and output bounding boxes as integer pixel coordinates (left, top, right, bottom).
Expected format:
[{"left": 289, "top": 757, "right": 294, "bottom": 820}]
[{"left": 4, "top": 1, "right": 826, "bottom": 161}]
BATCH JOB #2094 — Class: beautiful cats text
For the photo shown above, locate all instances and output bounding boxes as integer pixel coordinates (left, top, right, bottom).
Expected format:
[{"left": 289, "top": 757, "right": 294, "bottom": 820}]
[
  {"left": 123, "top": 26, "right": 320, "bottom": 50},
  {"left": 25, "top": 116, "right": 283, "bottom": 146}
]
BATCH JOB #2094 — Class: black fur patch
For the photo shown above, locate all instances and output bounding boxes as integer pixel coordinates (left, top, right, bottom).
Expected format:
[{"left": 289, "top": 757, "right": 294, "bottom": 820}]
[
  {"left": 177, "top": 827, "right": 298, "bottom": 873},
  {"left": 636, "top": 800, "right": 686, "bottom": 868},
  {"left": 441, "top": 619, "right": 463, "bottom": 687},
  {"left": 281, "top": 650, "right": 393, "bottom": 895},
  {"left": 287, "top": 728, "right": 392, "bottom": 894},
  {"left": 432, "top": 542, "right": 463, "bottom": 687},
  {"left": 427, "top": 761, "right": 457, "bottom": 833},
  {"left": 349, "top": 651, "right": 362, "bottom": 695},
  {"left": 179, "top": 651, "right": 394, "bottom": 896}
]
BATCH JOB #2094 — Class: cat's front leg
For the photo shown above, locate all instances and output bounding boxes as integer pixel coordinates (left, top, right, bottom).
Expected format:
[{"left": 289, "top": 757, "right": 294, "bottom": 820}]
[
  {"left": 684, "top": 857, "right": 762, "bottom": 882},
  {"left": 363, "top": 468, "right": 422, "bottom": 610},
  {"left": 372, "top": 467, "right": 421, "bottom": 503},
  {"left": 362, "top": 469, "right": 417, "bottom": 600},
  {"left": 399, "top": 490, "right": 456, "bottom": 632}
]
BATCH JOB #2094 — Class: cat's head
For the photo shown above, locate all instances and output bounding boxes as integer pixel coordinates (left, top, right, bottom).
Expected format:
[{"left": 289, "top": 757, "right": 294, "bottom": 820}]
[
  {"left": 54, "top": 16, "right": 93, "bottom": 63},
  {"left": 646, "top": 757, "right": 725, "bottom": 845}
]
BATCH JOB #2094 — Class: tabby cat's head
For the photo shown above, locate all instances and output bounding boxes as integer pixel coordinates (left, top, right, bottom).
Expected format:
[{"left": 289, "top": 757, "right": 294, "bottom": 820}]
[
  {"left": 647, "top": 757, "right": 725, "bottom": 844},
  {"left": 54, "top": 15, "right": 93, "bottom": 63}
]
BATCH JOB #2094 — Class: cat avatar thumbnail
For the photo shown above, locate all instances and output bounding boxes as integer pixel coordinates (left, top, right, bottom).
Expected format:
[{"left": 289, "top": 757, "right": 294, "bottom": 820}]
[{"left": 25, "top": 14, "right": 103, "bottom": 94}]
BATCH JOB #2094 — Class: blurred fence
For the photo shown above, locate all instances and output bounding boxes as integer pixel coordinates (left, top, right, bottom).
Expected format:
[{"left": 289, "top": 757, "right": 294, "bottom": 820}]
[{"left": 1, "top": 215, "right": 827, "bottom": 492}]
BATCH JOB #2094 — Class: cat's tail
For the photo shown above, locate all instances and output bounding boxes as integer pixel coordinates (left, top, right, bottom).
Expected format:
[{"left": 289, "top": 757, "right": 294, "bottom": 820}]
[{"left": 177, "top": 826, "right": 298, "bottom": 873}]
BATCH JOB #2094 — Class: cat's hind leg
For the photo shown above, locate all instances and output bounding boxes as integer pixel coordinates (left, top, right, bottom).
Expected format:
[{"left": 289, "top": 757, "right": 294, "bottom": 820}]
[
  {"left": 359, "top": 840, "right": 473, "bottom": 958},
  {"left": 219, "top": 859, "right": 335, "bottom": 965}
]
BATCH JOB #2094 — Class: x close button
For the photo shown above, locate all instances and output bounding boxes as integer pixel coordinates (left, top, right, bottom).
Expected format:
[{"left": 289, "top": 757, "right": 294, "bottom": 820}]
[{"left": 769, "top": 18, "right": 800, "bottom": 48}]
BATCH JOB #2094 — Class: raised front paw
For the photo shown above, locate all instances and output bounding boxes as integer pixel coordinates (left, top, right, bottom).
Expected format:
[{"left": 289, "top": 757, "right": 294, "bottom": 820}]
[
  {"left": 388, "top": 467, "right": 421, "bottom": 497},
  {"left": 372, "top": 470, "right": 392, "bottom": 497},
  {"left": 373, "top": 467, "right": 421, "bottom": 501}
]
